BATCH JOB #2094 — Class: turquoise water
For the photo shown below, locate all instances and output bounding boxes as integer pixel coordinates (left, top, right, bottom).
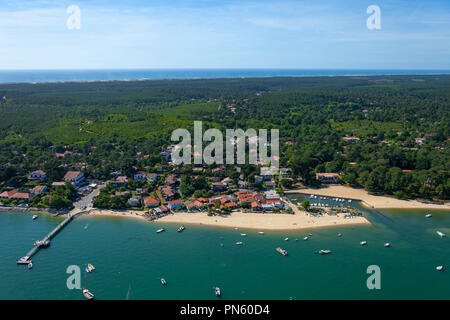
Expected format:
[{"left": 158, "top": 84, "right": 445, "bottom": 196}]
[
  {"left": 0, "top": 199, "right": 449, "bottom": 300},
  {"left": 0, "top": 69, "right": 449, "bottom": 83}
]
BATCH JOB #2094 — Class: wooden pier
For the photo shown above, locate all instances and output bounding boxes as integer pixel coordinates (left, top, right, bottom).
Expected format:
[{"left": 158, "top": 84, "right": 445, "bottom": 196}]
[{"left": 17, "top": 211, "right": 85, "bottom": 264}]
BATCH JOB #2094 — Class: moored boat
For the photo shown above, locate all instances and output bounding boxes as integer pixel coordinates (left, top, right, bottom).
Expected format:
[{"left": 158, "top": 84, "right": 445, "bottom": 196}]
[
  {"left": 425, "top": 213, "right": 432, "bottom": 218},
  {"left": 32, "top": 215, "right": 38, "bottom": 220},
  {"left": 284, "top": 237, "right": 289, "bottom": 241},
  {"left": 436, "top": 266, "right": 443, "bottom": 271},
  {"left": 303, "top": 236, "right": 308, "bottom": 241},
  {"left": 28, "top": 262, "right": 33, "bottom": 269},
  {"left": 235, "top": 242, "right": 243, "bottom": 245},
  {"left": 161, "top": 278, "right": 167, "bottom": 285},
  {"left": 156, "top": 228, "right": 165, "bottom": 233},
  {"left": 83, "top": 289, "right": 94, "bottom": 300},
  {"left": 258, "top": 231, "right": 264, "bottom": 235},
  {"left": 319, "top": 249, "right": 331, "bottom": 255},
  {"left": 436, "top": 231, "right": 446, "bottom": 237},
  {"left": 384, "top": 243, "right": 391, "bottom": 247},
  {"left": 240, "top": 233, "right": 247, "bottom": 236},
  {"left": 215, "top": 287, "right": 221, "bottom": 297},
  {"left": 360, "top": 241, "right": 367, "bottom": 245},
  {"left": 177, "top": 225, "right": 185, "bottom": 232},
  {"left": 276, "top": 247, "right": 288, "bottom": 256}
]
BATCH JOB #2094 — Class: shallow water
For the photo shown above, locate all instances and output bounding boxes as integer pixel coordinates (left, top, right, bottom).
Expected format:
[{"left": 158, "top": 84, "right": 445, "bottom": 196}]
[{"left": 0, "top": 201, "right": 448, "bottom": 300}]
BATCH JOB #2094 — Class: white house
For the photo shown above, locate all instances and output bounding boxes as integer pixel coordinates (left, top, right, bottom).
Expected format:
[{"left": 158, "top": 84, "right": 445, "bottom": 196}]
[{"left": 64, "top": 171, "right": 85, "bottom": 186}]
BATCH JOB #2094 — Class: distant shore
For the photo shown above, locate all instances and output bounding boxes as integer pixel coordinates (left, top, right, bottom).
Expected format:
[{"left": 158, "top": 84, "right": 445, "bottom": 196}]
[
  {"left": 284, "top": 185, "right": 450, "bottom": 210},
  {"left": 84, "top": 208, "right": 370, "bottom": 231}
]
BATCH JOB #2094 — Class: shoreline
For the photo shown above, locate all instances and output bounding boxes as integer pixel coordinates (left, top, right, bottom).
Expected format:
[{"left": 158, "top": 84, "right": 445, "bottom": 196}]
[
  {"left": 84, "top": 208, "right": 370, "bottom": 231},
  {"left": 1, "top": 71, "right": 449, "bottom": 85},
  {"left": 284, "top": 185, "right": 450, "bottom": 210}
]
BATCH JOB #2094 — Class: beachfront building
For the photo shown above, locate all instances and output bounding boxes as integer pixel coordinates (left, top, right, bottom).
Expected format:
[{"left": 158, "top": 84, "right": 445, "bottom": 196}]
[
  {"left": 167, "top": 199, "right": 183, "bottom": 210},
  {"left": 316, "top": 173, "right": 340, "bottom": 183},
  {"left": 144, "top": 197, "right": 160, "bottom": 208},
  {"left": 28, "top": 170, "right": 47, "bottom": 182},
  {"left": 64, "top": 171, "right": 85, "bottom": 186},
  {"left": 154, "top": 205, "right": 169, "bottom": 215},
  {"left": 0, "top": 189, "right": 34, "bottom": 202}
]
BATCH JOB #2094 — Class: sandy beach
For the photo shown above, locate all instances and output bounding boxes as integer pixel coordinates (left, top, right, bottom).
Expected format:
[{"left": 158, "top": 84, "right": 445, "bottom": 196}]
[
  {"left": 285, "top": 185, "right": 450, "bottom": 210},
  {"left": 83, "top": 207, "right": 369, "bottom": 230}
]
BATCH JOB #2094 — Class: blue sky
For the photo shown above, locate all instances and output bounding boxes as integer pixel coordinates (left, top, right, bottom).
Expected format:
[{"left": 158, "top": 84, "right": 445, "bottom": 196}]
[{"left": 0, "top": 0, "right": 449, "bottom": 69}]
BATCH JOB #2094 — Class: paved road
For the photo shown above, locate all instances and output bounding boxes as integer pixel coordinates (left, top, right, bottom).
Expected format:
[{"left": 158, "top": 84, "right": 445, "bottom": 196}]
[{"left": 73, "top": 183, "right": 105, "bottom": 210}]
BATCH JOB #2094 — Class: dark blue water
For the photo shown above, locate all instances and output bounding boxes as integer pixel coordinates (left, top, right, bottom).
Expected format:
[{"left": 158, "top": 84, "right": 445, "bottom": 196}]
[{"left": 0, "top": 69, "right": 449, "bottom": 83}]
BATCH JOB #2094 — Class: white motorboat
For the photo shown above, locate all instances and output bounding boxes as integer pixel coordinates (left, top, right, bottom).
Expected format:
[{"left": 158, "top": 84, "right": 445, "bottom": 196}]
[
  {"left": 28, "top": 262, "right": 33, "bottom": 269},
  {"left": 360, "top": 241, "right": 367, "bottom": 245},
  {"left": 384, "top": 243, "right": 391, "bottom": 247},
  {"left": 32, "top": 215, "right": 38, "bottom": 220},
  {"left": 83, "top": 289, "right": 94, "bottom": 300},
  {"left": 177, "top": 225, "right": 185, "bottom": 232},
  {"left": 284, "top": 237, "right": 289, "bottom": 241},
  {"left": 235, "top": 242, "right": 243, "bottom": 245},
  {"left": 436, "top": 231, "right": 446, "bottom": 237},
  {"left": 425, "top": 213, "right": 432, "bottom": 218},
  {"left": 156, "top": 228, "right": 165, "bottom": 233},
  {"left": 436, "top": 266, "right": 443, "bottom": 271},
  {"left": 258, "top": 231, "right": 264, "bottom": 235},
  {"left": 215, "top": 287, "right": 221, "bottom": 297},
  {"left": 303, "top": 236, "right": 308, "bottom": 241},
  {"left": 240, "top": 233, "right": 247, "bottom": 236},
  {"left": 338, "top": 233, "right": 342, "bottom": 237},
  {"left": 319, "top": 249, "right": 332, "bottom": 255},
  {"left": 161, "top": 278, "right": 167, "bottom": 285}
]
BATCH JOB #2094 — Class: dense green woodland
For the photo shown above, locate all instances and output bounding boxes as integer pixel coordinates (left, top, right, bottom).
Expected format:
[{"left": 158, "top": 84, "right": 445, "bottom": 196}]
[{"left": 0, "top": 75, "right": 449, "bottom": 200}]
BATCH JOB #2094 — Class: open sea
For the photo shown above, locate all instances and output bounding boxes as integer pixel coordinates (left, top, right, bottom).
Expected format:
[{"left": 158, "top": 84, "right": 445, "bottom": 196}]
[
  {"left": 0, "top": 196, "right": 449, "bottom": 300},
  {"left": 0, "top": 69, "right": 449, "bottom": 83}
]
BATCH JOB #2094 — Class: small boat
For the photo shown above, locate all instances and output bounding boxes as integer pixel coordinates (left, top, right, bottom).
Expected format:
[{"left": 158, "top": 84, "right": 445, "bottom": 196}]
[
  {"left": 32, "top": 215, "right": 38, "bottom": 220},
  {"left": 436, "top": 231, "right": 446, "bottom": 237},
  {"left": 276, "top": 247, "right": 288, "bottom": 256},
  {"left": 360, "top": 241, "right": 367, "bottom": 245},
  {"left": 28, "top": 262, "right": 33, "bottom": 269},
  {"left": 303, "top": 236, "right": 308, "bottom": 241},
  {"left": 161, "top": 278, "right": 167, "bottom": 285},
  {"left": 156, "top": 228, "right": 165, "bottom": 233},
  {"left": 319, "top": 249, "right": 331, "bottom": 255},
  {"left": 425, "top": 213, "right": 432, "bottom": 218},
  {"left": 220, "top": 242, "right": 224, "bottom": 247},
  {"left": 83, "top": 289, "right": 94, "bottom": 300},
  {"left": 215, "top": 287, "right": 221, "bottom": 297},
  {"left": 258, "top": 231, "right": 264, "bottom": 235},
  {"left": 384, "top": 243, "right": 391, "bottom": 247},
  {"left": 177, "top": 225, "right": 185, "bottom": 232},
  {"left": 338, "top": 233, "right": 342, "bottom": 237},
  {"left": 284, "top": 237, "right": 289, "bottom": 241},
  {"left": 240, "top": 233, "right": 247, "bottom": 236},
  {"left": 235, "top": 242, "right": 243, "bottom": 245},
  {"left": 308, "top": 233, "right": 313, "bottom": 236},
  {"left": 436, "top": 266, "right": 443, "bottom": 271}
]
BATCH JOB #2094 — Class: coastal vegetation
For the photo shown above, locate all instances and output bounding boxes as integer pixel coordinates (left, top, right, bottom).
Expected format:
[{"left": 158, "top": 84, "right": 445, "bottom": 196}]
[{"left": 0, "top": 75, "right": 449, "bottom": 203}]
